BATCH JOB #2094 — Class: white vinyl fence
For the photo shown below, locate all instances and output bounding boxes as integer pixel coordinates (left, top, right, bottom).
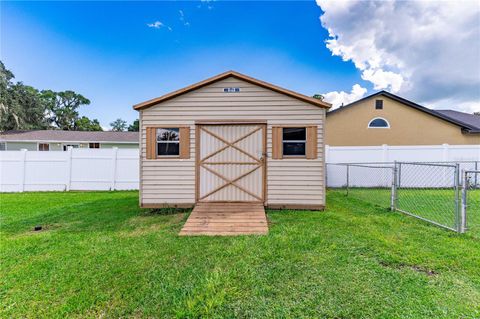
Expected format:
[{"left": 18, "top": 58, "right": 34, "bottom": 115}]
[
  {"left": 0, "top": 148, "right": 139, "bottom": 192},
  {"left": 1, "top": 144, "right": 479, "bottom": 192},
  {"left": 326, "top": 144, "right": 480, "bottom": 188}
]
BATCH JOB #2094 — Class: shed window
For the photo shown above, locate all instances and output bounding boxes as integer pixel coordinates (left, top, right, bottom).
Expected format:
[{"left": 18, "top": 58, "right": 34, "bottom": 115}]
[
  {"left": 89, "top": 143, "right": 100, "bottom": 149},
  {"left": 368, "top": 118, "right": 390, "bottom": 128},
  {"left": 375, "top": 100, "right": 383, "bottom": 109},
  {"left": 157, "top": 128, "right": 180, "bottom": 156},
  {"left": 282, "top": 127, "right": 306, "bottom": 156},
  {"left": 38, "top": 143, "right": 50, "bottom": 151}
]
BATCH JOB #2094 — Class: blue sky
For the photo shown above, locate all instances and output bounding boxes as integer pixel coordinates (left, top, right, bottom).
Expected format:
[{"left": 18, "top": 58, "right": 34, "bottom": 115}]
[
  {"left": 2, "top": 1, "right": 479, "bottom": 128},
  {"left": 1, "top": 1, "right": 364, "bottom": 128}
]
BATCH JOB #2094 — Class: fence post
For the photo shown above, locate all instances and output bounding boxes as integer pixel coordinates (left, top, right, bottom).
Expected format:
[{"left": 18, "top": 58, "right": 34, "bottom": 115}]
[
  {"left": 442, "top": 143, "right": 449, "bottom": 162},
  {"left": 460, "top": 169, "right": 467, "bottom": 233},
  {"left": 65, "top": 147, "right": 73, "bottom": 191},
  {"left": 19, "top": 149, "right": 27, "bottom": 192},
  {"left": 454, "top": 164, "right": 462, "bottom": 233},
  {"left": 346, "top": 164, "right": 350, "bottom": 196},
  {"left": 475, "top": 161, "right": 478, "bottom": 189},
  {"left": 111, "top": 147, "right": 118, "bottom": 191},
  {"left": 382, "top": 144, "right": 388, "bottom": 162},
  {"left": 390, "top": 161, "right": 397, "bottom": 211}
]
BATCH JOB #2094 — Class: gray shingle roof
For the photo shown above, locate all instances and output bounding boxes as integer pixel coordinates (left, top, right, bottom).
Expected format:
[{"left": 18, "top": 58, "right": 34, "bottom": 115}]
[
  {"left": 435, "top": 110, "right": 480, "bottom": 132},
  {"left": 0, "top": 130, "right": 139, "bottom": 143}
]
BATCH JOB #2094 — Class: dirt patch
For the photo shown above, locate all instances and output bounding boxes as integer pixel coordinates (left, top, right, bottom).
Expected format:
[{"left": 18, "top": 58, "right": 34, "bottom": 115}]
[
  {"left": 379, "top": 260, "right": 438, "bottom": 276},
  {"left": 140, "top": 207, "right": 191, "bottom": 216}
]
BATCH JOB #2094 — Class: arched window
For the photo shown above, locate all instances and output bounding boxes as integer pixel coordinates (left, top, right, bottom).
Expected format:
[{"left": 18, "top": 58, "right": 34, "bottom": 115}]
[{"left": 368, "top": 117, "right": 390, "bottom": 128}]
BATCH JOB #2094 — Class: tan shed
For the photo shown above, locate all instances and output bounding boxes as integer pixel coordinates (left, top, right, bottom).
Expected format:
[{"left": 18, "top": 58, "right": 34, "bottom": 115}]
[{"left": 134, "top": 71, "right": 331, "bottom": 210}]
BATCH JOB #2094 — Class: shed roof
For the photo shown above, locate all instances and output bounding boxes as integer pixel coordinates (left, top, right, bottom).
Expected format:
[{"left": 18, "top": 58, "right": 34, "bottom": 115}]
[
  {"left": 0, "top": 130, "right": 139, "bottom": 143},
  {"left": 327, "top": 91, "right": 480, "bottom": 133},
  {"left": 133, "top": 70, "right": 331, "bottom": 110}
]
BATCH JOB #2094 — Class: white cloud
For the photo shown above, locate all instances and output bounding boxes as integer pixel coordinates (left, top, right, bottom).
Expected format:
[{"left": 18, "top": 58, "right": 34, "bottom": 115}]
[
  {"left": 316, "top": 0, "right": 480, "bottom": 112},
  {"left": 179, "top": 10, "right": 190, "bottom": 26},
  {"left": 147, "top": 21, "right": 164, "bottom": 29},
  {"left": 147, "top": 21, "right": 173, "bottom": 31},
  {"left": 322, "top": 84, "right": 368, "bottom": 109}
]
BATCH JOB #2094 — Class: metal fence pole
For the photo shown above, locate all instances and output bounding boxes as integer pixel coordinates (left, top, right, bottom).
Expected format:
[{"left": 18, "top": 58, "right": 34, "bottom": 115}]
[
  {"left": 460, "top": 169, "right": 467, "bottom": 233},
  {"left": 398, "top": 162, "right": 402, "bottom": 188},
  {"left": 346, "top": 164, "right": 350, "bottom": 196},
  {"left": 454, "top": 164, "right": 462, "bottom": 233},
  {"left": 475, "top": 162, "right": 478, "bottom": 189},
  {"left": 390, "top": 161, "right": 397, "bottom": 211}
]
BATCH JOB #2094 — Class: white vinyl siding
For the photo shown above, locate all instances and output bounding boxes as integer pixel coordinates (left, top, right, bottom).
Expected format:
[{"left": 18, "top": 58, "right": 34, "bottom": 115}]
[{"left": 140, "top": 77, "right": 325, "bottom": 206}]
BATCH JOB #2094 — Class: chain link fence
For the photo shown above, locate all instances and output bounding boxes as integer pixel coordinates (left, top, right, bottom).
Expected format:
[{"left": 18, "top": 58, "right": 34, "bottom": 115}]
[
  {"left": 462, "top": 170, "right": 480, "bottom": 234},
  {"left": 327, "top": 161, "right": 479, "bottom": 234},
  {"left": 327, "top": 163, "right": 394, "bottom": 208}
]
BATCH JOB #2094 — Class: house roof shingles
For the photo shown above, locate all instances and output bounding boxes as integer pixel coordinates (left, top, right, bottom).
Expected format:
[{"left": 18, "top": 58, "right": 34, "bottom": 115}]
[
  {"left": 435, "top": 110, "right": 480, "bottom": 132},
  {"left": 0, "top": 130, "right": 139, "bottom": 143}
]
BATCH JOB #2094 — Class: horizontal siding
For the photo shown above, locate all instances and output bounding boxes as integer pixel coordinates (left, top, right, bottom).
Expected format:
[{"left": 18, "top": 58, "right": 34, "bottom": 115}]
[{"left": 140, "top": 76, "right": 325, "bottom": 206}]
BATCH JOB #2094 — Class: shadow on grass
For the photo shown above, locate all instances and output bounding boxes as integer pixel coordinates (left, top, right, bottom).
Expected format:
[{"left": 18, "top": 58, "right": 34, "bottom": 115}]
[{"left": 140, "top": 207, "right": 192, "bottom": 216}]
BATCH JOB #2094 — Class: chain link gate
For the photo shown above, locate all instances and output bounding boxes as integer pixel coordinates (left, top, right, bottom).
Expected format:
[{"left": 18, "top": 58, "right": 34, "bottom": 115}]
[
  {"left": 327, "top": 161, "right": 479, "bottom": 234},
  {"left": 392, "top": 162, "right": 461, "bottom": 232},
  {"left": 461, "top": 170, "right": 480, "bottom": 233}
]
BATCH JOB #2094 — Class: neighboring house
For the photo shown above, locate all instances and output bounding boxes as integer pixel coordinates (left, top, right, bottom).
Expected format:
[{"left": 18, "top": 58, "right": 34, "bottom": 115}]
[
  {"left": 134, "top": 70, "right": 331, "bottom": 210},
  {"left": 326, "top": 91, "right": 480, "bottom": 146},
  {"left": 0, "top": 130, "right": 139, "bottom": 151}
]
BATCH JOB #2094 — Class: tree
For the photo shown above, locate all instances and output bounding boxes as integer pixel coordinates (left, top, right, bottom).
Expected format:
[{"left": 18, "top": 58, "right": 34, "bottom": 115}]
[
  {"left": 0, "top": 61, "right": 48, "bottom": 131},
  {"left": 110, "top": 118, "right": 127, "bottom": 131},
  {"left": 312, "top": 94, "right": 324, "bottom": 100},
  {"left": 41, "top": 90, "right": 91, "bottom": 130},
  {"left": 74, "top": 116, "right": 103, "bottom": 131},
  {"left": 128, "top": 119, "right": 139, "bottom": 132}
]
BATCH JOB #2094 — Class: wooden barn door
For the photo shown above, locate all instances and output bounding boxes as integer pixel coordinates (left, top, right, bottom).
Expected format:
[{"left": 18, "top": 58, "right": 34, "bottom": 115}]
[{"left": 197, "top": 124, "right": 266, "bottom": 203}]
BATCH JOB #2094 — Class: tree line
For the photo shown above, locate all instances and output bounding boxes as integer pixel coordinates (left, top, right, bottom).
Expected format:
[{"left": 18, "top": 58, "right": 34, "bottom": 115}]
[{"left": 0, "top": 61, "right": 138, "bottom": 132}]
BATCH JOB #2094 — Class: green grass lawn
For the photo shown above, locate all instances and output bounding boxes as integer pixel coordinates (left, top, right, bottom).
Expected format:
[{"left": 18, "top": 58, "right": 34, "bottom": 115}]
[{"left": 1, "top": 191, "right": 479, "bottom": 318}]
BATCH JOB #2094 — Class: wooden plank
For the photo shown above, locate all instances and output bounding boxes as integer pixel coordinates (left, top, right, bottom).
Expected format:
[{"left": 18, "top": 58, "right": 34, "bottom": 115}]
[
  {"left": 180, "top": 203, "right": 268, "bottom": 236},
  {"left": 306, "top": 126, "right": 318, "bottom": 159},
  {"left": 179, "top": 127, "right": 191, "bottom": 159},
  {"left": 271, "top": 126, "right": 282, "bottom": 159}
]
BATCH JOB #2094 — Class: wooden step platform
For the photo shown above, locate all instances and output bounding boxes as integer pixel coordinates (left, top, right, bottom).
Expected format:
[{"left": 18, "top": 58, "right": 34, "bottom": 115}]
[{"left": 179, "top": 203, "right": 268, "bottom": 236}]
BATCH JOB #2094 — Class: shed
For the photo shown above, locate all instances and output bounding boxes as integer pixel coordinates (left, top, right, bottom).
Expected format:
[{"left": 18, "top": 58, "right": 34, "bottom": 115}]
[{"left": 134, "top": 71, "right": 331, "bottom": 210}]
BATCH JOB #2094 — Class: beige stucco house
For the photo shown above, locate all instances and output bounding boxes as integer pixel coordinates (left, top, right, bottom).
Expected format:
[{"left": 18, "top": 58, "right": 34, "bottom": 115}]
[
  {"left": 326, "top": 91, "right": 480, "bottom": 146},
  {"left": 134, "top": 71, "right": 331, "bottom": 210}
]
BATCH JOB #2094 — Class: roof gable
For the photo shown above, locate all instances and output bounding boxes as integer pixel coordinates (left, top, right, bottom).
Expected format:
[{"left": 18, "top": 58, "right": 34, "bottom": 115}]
[
  {"left": 327, "top": 91, "right": 478, "bottom": 133},
  {"left": 133, "top": 70, "right": 331, "bottom": 110}
]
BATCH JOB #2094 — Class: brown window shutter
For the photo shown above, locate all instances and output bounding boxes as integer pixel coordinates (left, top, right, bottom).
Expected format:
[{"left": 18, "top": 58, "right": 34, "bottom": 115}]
[
  {"left": 272, "top": 127, "right": 283, "bottom": 159},
  {"left": 179, "top": 127, "right": 190, "bottom": 159},
  {"left": 146, "top": 127, "right": 156, "bottom": 159},
  {"left": 306, "top": 126, "right": 318, "bottom": 159}
]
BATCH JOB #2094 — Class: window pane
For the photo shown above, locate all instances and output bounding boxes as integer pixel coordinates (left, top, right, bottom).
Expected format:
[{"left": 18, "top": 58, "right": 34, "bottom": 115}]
[
  {"left": 375, "top": 100, "right": 383, "bottom": 109},
  {"left": 157, "top": 128, "right": 179, "bottom": 141},
  {"left": 158, "top": 142, "right": 179, "bottom": 156},
  {"left": 39, "top": 143, "right": 49, "bottom": 151},
  {"left": 283, "top": 142, "right": 306, "bottom": 156},
  {"left": 0, "top": 143, "right": 5, "bottom": 151},
  {"left": 369, "top": 118, "right": 389, "bottom": 127},
  {"left": 283, "top": 127, "right": 306, "bottom": 141},
  {"left": 89, "top": 143, "right": 99, "bottom": 149}
]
